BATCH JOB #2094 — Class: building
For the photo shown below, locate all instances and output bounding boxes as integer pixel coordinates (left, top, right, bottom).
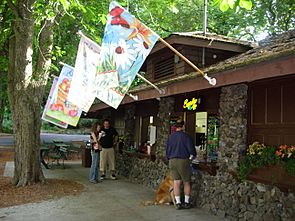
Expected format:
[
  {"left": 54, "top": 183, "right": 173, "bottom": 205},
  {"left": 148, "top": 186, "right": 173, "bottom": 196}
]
[{"left": 88, "top": 30, "right": 295, "bottom": 220}]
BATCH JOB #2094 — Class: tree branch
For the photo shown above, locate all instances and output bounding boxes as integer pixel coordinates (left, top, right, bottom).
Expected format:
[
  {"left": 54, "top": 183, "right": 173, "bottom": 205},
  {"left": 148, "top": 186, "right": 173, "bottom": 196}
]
[
  {"left": 207, "top": 26, "right": 219, "bottom": 35},
  {"left": 238, "top": 32, "right": 256, "bottom": 42},
  {"left": 158, "top": 26, "right": 173, "bottom": 34},
  {"left": 33, "top": 16, "right": 55, "bottom": 100},
  {"left": 7, "top": 0, "right": 19, "bottom": 18}
]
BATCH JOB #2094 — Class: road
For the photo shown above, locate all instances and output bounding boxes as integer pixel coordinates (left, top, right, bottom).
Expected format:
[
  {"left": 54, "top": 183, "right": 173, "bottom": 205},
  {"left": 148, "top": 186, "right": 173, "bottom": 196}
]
[{"left": 0, "top": 133, "right": 89, "bottom": 146}]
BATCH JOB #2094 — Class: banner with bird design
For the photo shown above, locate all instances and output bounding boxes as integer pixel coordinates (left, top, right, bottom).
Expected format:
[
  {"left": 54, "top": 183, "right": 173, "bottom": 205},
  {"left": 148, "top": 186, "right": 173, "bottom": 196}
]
[
  {"left": 45, "top": 64, "right": 82, "bottom": 126},
  {"left": 67, "top": 33, "right": 101, "bottom": 112},
  {"left": 95, "top": 1, "right": 159, "bottom": 109}
]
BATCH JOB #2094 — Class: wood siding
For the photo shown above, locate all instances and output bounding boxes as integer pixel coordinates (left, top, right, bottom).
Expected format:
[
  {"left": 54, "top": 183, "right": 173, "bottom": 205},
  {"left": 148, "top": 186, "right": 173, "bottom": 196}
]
[
  {"left": 183, "top": 46, "right": 239, "bottom": 74},
  {"left": 147, "top": 47, "right": 176, "bottom": 81},
  {"left": 146, "top": 44, "right": 239, "bottom": 83},
  {"left": 248, "top": 75, "right": 295, "bottom": 146}
]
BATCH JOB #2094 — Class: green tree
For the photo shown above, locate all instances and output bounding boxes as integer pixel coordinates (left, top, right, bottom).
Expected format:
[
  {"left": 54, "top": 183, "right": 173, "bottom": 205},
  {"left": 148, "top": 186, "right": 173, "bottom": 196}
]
[
  {"left": 0, "top": 1, "right": 12, "bottom": 132},
  {"left": 6, "top": 0, "right": 107, "bottom": 186},
  {"left": 129, "top": 0, "right": 294, "bottom": 41}
]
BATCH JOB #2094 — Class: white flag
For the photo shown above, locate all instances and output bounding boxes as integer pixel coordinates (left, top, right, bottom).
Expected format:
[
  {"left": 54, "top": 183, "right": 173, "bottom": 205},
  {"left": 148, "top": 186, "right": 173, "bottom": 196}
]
[{"left": 67, "top": 33, "right": 101, "bottom": 111}]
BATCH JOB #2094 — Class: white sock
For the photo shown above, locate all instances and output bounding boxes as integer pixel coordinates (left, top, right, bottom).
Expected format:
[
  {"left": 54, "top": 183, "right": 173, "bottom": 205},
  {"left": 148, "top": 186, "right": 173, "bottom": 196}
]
[
  {"left": 175, "top": 196, "right": 181, "bottom": 204},
  {"left": 185, "top": 195, "right": 190, "bottom": 203}
]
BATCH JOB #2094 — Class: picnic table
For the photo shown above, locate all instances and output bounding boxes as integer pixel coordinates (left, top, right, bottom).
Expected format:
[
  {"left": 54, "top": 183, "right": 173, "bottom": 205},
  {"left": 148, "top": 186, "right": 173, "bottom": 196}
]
[
  {"left": 40, "top": 145, "right": 50, "bottom": 169},
  {"left": 40, "top": 140, "right": 70, "bottom": 169}
]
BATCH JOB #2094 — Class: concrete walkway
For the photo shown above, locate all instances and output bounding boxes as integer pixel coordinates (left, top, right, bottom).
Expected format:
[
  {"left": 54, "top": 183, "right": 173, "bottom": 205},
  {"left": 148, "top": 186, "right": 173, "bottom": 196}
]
[{"left": 0, "top": 162, "right": 224, "bottom": 221}]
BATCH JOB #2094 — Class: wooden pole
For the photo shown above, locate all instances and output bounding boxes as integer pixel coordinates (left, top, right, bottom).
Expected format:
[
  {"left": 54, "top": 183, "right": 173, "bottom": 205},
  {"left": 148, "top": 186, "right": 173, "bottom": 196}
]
[
  {"left": 158, "top": 37, "right": 216, "bottom": 86},
  {"left": 126, "top": 92, "right": 138, "bottom": 101},
  {"left": 136, "top": 73, "right": 165, "bottom": 94},
  {"left": 59, "top": 61, "right": 74, "bottom": 69}
]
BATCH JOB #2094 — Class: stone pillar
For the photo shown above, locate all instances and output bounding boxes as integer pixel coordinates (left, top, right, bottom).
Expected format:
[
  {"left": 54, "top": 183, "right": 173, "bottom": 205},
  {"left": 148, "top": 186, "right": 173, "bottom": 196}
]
[
  {"left": 218, "top": 84, "right": 248, "bottom": 173},
  {"left": 156, "top": 97, "right": 175, "bottom": 158},
  {"left": 124, "top": 104, "right": 136, "bottom": 148}
]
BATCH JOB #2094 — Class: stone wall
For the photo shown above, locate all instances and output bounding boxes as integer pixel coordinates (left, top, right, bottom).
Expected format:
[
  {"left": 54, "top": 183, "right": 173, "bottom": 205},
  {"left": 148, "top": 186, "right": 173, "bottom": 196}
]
[
  {"left": 218, "top": 84, "right": 248, "bottom": 172},
  {"left": 116, "top": 152, "right": 295, "bottom": 221},
  {"left": 124, "top": 104, "right": 136, "bottom": 148},
  {"left": 156, "top": 97, "right": 175, "bottom": 158},
  {"left": 116, "top": 152, "right": 168, "bottom": 189},
  {"left": 192, "top": 172, "right": 295, "bottom": 221}
]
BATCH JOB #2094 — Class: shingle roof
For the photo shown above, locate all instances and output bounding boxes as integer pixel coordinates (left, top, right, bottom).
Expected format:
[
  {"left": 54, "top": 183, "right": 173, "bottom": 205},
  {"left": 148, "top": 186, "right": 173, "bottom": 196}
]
[
  {"left": 171, "top": 31, "right": 257, "bottom": 48},
  {"left": 131, "top": 30, "right": 295, "bottom": 93}
]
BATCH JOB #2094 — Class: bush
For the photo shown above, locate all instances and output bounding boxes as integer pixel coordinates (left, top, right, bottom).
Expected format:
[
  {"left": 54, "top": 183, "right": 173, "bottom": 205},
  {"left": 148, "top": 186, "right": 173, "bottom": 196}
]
[{"left": 77, "top": 118, "right": 97, "bottom": 128}]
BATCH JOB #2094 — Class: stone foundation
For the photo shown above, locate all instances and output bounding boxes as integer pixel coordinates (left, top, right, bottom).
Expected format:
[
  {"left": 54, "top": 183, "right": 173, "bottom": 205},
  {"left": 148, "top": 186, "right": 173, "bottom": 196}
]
[
  {"left": 116, "top": 153, "right": 295, "bottom": 221},
  {"left": 116, "top": 152, "right": 168, "bottom": 189},
  {"left": 193, "top": 173, "right": 295, "bottom": 221}
]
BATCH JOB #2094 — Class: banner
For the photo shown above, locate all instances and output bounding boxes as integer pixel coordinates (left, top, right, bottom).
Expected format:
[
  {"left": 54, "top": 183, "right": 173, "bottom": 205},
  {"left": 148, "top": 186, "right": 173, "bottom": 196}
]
[
  {"left": 42, "top": 77, "right": 68, "bottom": 128},
  {"left": 95, "top": 1, "right": 159, "bottom": 109},
  {"left": 45, "top": 65, "right": 82, "bottom": 126},
  {"left": 67, "top": 33, "right": 101, "bottom": 112}
]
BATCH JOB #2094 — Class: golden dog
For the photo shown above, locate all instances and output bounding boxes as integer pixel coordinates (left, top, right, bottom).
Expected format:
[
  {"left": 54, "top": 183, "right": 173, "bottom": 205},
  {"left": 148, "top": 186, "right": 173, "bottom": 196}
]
[
  {"left": 143, "top": 175, "right": 175, "bottom": 206},
  {"left": 155, "top": 175, "right": 175, "bottom": 205}
]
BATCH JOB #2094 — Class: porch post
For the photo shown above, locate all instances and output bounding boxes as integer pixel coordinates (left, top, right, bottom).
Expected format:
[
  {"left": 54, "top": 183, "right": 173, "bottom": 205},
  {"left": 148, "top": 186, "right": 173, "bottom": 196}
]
[
  {"left": 124, "top": 104, "right": 136, "bottom": 149},
  {"left": 218, "top": 84, "right": 248, "bottom": 173},
  {"left": 156, "top": 97, "right": 175, "bottom": 159}
]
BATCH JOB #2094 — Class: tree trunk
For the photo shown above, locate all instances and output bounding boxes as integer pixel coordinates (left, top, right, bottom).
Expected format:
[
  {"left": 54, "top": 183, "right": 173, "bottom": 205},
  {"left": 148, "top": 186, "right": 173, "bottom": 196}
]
[
  {"left": 0, "top": 72, "right": 4, "bottom": 132},
  {"left": 0, "top": 98, "right": 4, "bottom": 133},
  {"left": 0, "top": 52, "right": 8, "bottom": 133},
  {"left": 7, "top": 0, "right": 54, "bottom": 186}
]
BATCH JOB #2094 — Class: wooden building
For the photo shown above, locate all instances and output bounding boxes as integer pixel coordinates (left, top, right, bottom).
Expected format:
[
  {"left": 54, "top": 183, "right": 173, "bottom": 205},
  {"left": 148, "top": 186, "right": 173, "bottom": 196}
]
[
  {"left": 86, "top": 30, "right": 295, "bottom": 220},
  {"left": 88, "top": 30, "right": 295, "bottom": 159}
]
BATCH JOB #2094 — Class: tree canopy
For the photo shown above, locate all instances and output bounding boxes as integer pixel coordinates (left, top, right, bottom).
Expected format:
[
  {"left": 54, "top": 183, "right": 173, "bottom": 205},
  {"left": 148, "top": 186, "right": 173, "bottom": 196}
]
[{"left": 1, "top": 0, "right": 294, "bottom": 133}]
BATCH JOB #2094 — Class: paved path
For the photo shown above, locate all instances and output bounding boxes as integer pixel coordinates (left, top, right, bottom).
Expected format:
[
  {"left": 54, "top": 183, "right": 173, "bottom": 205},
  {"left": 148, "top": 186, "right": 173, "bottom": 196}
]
[{"left": 0, "top": 162, "right": 223, "bottom": 221}]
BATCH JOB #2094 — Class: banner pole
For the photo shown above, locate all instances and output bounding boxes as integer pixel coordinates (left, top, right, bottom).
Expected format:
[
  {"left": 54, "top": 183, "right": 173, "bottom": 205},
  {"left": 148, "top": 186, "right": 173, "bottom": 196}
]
[
  {"left": 126, "top": 92, "right": 138, "bottom": 101},
  {"left": 59, "top": 61, "right": 75, "bottom": 69},
  {"left": 136, "top": 73, "right": 165, "bottom": 94},
  {"left": 158, "top": 37, "right": 216, "bottom": 86}
]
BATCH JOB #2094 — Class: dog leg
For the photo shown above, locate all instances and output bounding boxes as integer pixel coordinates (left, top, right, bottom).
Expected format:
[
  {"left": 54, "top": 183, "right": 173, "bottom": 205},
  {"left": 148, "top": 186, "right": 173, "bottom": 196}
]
[{"left": 169, "top": 187, "right": 176, "bottom": 206}]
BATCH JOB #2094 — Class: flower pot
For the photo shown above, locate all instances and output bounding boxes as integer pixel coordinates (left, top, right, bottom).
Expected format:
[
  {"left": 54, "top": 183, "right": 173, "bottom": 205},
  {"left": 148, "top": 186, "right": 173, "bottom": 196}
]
[{"left": 247, "top": 164, "right": 295, "bottom": 192}]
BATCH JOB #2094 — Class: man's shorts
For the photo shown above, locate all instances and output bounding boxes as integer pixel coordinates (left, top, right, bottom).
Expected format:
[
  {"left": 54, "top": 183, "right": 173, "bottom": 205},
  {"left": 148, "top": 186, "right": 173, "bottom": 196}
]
[{"left": 169, "top": 158, "right": 191, "bottom": 182}]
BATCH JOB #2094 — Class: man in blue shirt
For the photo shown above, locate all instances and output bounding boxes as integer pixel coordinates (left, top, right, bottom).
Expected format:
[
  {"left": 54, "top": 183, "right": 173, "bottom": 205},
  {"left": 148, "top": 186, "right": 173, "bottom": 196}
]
[{"left": 166, "top": 121, "right": 196, "bottom": 210}]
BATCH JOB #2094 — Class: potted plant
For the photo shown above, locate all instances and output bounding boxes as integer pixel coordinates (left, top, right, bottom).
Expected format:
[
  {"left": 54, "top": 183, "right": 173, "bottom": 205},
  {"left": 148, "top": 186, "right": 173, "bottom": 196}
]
[{"left": 237, "top": 142, "right": 295, "bottom": 191}]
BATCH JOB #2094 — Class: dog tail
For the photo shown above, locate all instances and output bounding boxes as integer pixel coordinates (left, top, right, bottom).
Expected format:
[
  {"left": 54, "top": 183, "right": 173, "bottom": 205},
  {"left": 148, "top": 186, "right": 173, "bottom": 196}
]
[{"left": 141, "top": 200, "right": 156, "bottom": 206}]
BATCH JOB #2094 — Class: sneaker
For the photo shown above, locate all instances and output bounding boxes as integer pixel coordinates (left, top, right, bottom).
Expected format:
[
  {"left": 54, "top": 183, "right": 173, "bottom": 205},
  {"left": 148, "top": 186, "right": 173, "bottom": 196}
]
[
  {"left": 175, "top": 203, "right": 182, "bottom": 210},
  {"left": 100, "top": 174, "right": 106, "bottom": 180},
  {"left": 183, "top": 202, "right": 192, "bottom": 209},
  {"left": 111, "top": 174, "right": 116, "bottom": 180},
  {"left": 89, "top": 180, "right": 97, "bottom": 184}
]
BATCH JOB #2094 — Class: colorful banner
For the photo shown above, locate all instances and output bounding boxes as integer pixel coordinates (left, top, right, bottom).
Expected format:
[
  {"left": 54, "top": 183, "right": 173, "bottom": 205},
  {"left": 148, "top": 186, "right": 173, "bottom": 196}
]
[
  {"left": 45, "top": 65, "right": 82, "bottom": 126},
  {"left": 95, "top": 1, "right": 159, "bottom": 109},
  {"left": 67, "top": 33, "right": 101, "bottom": 112},
  {"left": 42, "top": 77, "right": 68, "bottom": 128}
]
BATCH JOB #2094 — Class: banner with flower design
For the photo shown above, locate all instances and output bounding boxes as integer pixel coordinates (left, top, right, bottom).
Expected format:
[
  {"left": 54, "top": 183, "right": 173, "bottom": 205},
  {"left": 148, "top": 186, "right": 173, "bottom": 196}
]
[
  {"left": 45, "top": 65, "right": 82, "bottom": 126},
  {"left": 42, "top": 77, "right": 68, "bottom": 128},
  {"left": 67, "top": 34, "right": 101, "bottom": 112},
  {"left": 95, "top": 1, "right": 159, "bottom": 109}
]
